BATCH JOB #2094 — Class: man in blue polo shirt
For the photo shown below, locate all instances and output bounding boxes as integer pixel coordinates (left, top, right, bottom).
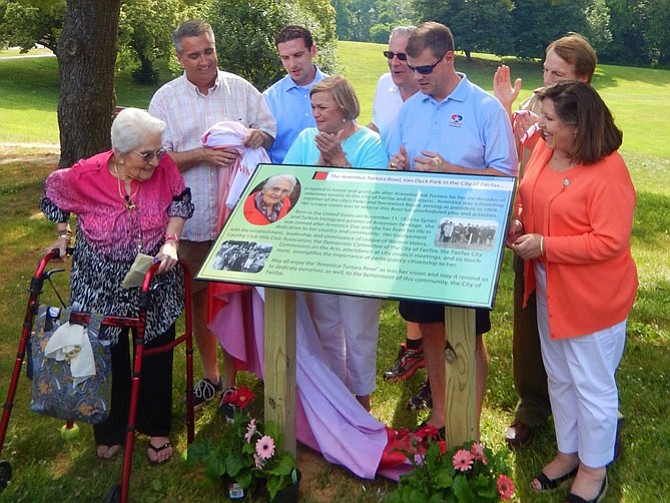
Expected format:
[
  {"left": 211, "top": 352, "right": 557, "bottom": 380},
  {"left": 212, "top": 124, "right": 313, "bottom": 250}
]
[
  {"left": 387, "top": 21, "right": 517, "bottom": 438},
  {"left": 263, "top": 25, "right": 327, "bottom": 164}
]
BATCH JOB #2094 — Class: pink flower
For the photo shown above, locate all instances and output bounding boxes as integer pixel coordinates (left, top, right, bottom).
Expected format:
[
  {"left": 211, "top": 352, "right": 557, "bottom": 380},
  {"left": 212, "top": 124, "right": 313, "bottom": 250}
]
[
  {"left": 452, "top": 449, "right": 474, "bottom": 472},
  {"left": 470, "top": 442, "right": 488, "bottom": 464},
  {"left": 255, "top": 435, "right": 276, "bottom": 460},
  {"left": 253, "top": 453, "right": 264, "bottom": 468},
  {"left": 245, "top": 418, "right": 257, "bottom": 443},
  {"left": 497, "top": 474, "right": 515, "bottom": 500}
]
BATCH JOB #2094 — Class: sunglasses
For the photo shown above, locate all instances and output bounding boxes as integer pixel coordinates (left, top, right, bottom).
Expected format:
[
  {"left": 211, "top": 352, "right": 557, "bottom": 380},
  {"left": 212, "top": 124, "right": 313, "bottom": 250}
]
[
  {"left": 383, "top": 51, "right": 407, "bottom": 61},
  {"left": 407, "top": 50, "right": 448, "bottom": 75},
  {"left": 134, "top": 148, "right": 167, "bottom": 162}
]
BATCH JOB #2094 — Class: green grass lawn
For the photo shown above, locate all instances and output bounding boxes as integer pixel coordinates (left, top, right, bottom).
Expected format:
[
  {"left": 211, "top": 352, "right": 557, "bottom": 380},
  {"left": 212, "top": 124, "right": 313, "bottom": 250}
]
[{"left": 0, "top": 43, "right": 669, "bottom": 502}]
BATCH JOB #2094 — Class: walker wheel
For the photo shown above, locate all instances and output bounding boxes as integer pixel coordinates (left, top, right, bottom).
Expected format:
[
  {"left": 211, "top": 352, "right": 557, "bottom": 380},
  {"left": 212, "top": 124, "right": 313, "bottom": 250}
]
[
  {"left": 103, "top": 484, "right": 121, "bottom": 503},
  {"left": 0, "top": 460, "right": 12, "bottom": 490}
]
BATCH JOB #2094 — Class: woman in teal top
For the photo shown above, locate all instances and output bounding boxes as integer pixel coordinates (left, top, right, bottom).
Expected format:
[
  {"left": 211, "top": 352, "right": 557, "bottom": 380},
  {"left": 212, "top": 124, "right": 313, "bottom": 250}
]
[
  {"left": 284, "top": 76, "right": 387, "bottom": 411},
  {"left": 284, "top": 76, "right": 389, "bottom": 169}
]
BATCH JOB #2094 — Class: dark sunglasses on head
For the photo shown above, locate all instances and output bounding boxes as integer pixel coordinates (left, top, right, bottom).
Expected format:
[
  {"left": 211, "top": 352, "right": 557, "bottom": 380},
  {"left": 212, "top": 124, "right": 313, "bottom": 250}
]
[
  {"left": 134, "top": 148, "right": 167, "bottom": 162},
  {"left": 383, "top": 50, "right": 407, "bottom": 61},
  {"left": 407, "top": 50, "right": 448, "bottom": 75}
]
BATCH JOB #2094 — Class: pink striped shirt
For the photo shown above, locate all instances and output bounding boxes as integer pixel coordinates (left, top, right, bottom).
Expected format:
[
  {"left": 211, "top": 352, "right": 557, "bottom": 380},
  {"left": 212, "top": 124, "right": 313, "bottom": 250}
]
[{"left": 149, "top": 70, "right": 276, "bottom": 241}]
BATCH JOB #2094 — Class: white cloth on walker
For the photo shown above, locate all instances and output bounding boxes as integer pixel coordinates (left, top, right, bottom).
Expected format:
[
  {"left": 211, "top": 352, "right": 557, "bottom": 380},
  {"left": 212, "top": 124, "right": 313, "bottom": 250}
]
[
  {"left": 200, "top": 121, "right": 270, "bottom": 211},
  {"left": 44, "top": 322, "right": 96, "bottom": 386},
  {"left": 212, "top": 290, "right": 388, "bottom": 479}
]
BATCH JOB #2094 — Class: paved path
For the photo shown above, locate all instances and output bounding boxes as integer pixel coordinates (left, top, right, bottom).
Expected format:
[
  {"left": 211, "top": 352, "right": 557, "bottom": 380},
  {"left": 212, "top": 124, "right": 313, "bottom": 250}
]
[
  {"left": 0, "top": 142, "right": 59, "bottom": 149},
  {"left": 0, "top": 53, "right": 55, "bottom": 61}
]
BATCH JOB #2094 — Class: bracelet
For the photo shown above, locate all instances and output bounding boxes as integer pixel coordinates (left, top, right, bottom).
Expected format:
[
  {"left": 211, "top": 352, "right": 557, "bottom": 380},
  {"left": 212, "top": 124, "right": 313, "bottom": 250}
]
[
  {"left": 57, "top": 229, "right": 72, "bottom": 239},
  {"left": 540, "top": 235, "right": 545, "bottom": 255},
  {"left": 511, "top": 217, "right": 523, "bottom": 228},
  {"left": 164, "top": 233, "right": 180, "bottom": 243}
]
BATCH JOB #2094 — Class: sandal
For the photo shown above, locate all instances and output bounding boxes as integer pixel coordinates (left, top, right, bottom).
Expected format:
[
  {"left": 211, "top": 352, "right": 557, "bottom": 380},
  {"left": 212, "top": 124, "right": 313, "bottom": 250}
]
[
  {"left": 565, "top": 476, "right": 608, "bottom": 503},
  {"left": 147, "top": 441, "right": 173, "bottom": 465},
  {"left": 531, "top": 467, "right": 578, "bottom": 492}
]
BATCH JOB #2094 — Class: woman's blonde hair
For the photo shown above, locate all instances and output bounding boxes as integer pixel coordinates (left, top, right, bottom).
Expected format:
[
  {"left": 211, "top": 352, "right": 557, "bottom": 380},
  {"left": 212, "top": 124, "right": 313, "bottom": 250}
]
[{"left": 310, "top": 76, "right": 360, "bottom": 121}]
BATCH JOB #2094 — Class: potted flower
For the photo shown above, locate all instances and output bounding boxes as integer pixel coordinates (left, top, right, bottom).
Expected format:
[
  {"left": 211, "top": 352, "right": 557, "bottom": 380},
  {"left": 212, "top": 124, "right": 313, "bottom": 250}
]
[
  {"left": 384, "top": 426, "right": 515, "bottom": 503},
  {"left": 186, "top": 386, "right": 299, "bottom": 502}
]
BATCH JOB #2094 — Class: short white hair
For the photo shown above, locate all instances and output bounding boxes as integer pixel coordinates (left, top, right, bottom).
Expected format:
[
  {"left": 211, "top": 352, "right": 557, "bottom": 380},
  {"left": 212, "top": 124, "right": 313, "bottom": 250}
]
[
  {"left": 263, "top": 174, "right": 297, "bottom": 192},
  {"left": 111, "top": 108, "right": 165, "bottom": 154},
  {"left": 389, "top": 25, "right": 416, "bottom": 43}
]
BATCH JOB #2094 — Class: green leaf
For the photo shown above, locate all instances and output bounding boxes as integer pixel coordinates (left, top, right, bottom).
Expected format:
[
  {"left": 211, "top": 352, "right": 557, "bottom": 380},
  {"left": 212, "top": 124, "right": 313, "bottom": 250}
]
[
  {"left": 452, "top": 475, "right": 474, "bottom": 502},
  {"left": 225, "top": 452, "right": 245, "bottom": 477},
  {"left": 432, "top": 469, "right": 454, "bottom": 490}
]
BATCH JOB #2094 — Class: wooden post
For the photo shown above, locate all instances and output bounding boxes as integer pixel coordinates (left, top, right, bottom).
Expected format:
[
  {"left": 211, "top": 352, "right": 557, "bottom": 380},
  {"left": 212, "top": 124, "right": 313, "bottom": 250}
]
[
  {"left": 444, "top": 306, "right": 476, "bottom": 447},
  {"left": 264, "top": 289, "right": 297, "bottom": 456}
]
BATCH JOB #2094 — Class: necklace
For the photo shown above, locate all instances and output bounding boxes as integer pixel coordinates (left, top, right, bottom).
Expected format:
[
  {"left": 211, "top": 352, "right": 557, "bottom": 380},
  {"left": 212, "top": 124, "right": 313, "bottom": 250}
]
[
  {"left": 112, "top": 159, "right": 143, "bottom": 251},
  {"left": 113, "top": 160, "right": 140, "bottom": 211}
]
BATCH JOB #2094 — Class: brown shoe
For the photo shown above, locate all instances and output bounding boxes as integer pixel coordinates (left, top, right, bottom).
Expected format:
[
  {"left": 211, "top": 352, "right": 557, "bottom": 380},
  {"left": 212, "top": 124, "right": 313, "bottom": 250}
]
[{"left": 504, "top": 420, "right": 533, "bottom": 448}]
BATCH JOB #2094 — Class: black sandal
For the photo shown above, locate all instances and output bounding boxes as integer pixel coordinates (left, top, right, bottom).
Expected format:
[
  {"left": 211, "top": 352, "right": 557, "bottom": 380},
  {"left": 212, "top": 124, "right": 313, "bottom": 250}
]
[
  {"left": 531, "top": 467, "right": 578, "bottom": 492},
  {"left": 565, "top": 476, "right": 608, "bottom": 503},
  {"left": 147, "top": 441, "right": 172, "bottom": 465}
]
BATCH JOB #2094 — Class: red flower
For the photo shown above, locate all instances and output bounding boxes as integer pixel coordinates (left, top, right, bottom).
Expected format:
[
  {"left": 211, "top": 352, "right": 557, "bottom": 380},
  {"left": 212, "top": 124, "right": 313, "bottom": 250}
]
[
  {"left": 222, "top": 386, "right": 255, "bottom": 409},
  {"left": 235, "top": 386, "right": 255, "bottom": 409},
  {"left": 497, "top": 473, "right": 515, "bottom": 500},
  {"left": 415, "top": 424, "right": 441, "bottom": 444},
  {"left": 452, "top": 449, "right": 474, "bottom": 472}
]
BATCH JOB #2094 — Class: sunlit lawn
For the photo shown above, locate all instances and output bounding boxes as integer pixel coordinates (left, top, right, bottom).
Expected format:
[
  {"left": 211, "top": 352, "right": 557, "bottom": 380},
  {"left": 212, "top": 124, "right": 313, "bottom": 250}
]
[{"left": 0, "top": 42, "right": 669, "bottom": 502}]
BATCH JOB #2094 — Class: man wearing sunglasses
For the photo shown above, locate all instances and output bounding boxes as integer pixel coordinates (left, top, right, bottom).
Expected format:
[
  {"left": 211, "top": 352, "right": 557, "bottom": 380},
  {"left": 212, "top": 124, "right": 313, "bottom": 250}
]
[
  {"left": 368, "top": 26, "right": 419, "bottom": 148},
  {"left": 387, "top": 21, "right": 517, "bottom": 439}
]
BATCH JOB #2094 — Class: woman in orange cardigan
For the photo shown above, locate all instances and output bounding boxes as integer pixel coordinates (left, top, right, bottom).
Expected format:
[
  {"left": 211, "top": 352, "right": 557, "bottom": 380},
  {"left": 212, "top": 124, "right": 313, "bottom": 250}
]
[{"left": 507, "top": 81, "right": 637, "bottom": 503}]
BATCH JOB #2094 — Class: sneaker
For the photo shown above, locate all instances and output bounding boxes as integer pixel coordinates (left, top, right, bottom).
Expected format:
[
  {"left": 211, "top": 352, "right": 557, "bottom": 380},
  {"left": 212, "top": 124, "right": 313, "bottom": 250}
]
[
  {"left": 383, "top": 343, "right": 425, "bottom": 381},
  {"left": 407, "top": 380, "right": 432, "bottom": 411},
  {"left": 191, "top": 377, "right": 223, "bottom": 411},
  {"left": 219, "top": 386, "right": 238, "bottom": 423}
]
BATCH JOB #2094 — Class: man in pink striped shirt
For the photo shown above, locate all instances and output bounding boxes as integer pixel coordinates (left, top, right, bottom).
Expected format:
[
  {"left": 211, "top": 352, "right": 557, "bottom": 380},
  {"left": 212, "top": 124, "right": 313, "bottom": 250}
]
[{"left": 150, "top": 19, "right": 276, "bottom": 409}]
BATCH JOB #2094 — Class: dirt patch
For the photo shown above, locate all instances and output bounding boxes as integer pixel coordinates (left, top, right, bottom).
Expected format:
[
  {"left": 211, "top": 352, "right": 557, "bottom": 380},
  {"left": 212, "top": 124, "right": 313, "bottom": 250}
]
[{"left": 0, "top": 145, "right": 60, "bottom": 167}]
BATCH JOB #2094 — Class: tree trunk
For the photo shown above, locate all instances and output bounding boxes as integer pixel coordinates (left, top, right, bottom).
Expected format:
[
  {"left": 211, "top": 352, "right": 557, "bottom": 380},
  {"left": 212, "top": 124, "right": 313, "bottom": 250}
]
[{"left": 56, "top": 0, "right": 122, "bottom": 168}]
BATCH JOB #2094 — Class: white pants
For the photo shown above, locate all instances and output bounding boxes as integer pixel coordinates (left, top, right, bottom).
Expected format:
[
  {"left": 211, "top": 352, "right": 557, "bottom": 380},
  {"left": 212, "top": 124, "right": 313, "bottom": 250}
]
[
  {"left": 535, "top": 263, "right": 626, "bottom": 468},
  {"left": 308, "top": 292, "right": 381, "bottom": 396}
]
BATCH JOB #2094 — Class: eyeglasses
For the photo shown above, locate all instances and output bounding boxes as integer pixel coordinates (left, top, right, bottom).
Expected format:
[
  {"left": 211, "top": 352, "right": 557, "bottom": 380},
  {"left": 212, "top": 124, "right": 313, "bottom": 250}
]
[
  {"left": 407, "top": 50, "right": 448, "bottom": 75},
  {"left": 383, "top": 51, "right": 407, "bottom": 61},
  {"left": 134, "top": 148, "right": 167, "bottom": 162}
]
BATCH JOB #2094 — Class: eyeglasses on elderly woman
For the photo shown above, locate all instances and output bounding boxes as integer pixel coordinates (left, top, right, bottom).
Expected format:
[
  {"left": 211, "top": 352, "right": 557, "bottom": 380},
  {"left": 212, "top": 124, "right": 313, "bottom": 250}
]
[{"left": 134, "top": 148, "right": 167, "bottom": 162}]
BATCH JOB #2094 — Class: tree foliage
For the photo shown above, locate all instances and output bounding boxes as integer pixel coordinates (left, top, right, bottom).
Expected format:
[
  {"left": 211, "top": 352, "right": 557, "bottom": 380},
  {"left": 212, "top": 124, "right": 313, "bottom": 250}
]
[
  {"left": 0, "top": 0, "right": 64, "bottom": 51},
  {"left": 203, "top": 0, "right": 337, "bottom": 91},
  {"left": 334, "top": 0, "right": 417, "bottom": 42},
  {"left": 117, "top": 0, "right": 198, "bottom": 84},
  {"left": 452, "top": 0, "right": 514, "bottom": 60}
]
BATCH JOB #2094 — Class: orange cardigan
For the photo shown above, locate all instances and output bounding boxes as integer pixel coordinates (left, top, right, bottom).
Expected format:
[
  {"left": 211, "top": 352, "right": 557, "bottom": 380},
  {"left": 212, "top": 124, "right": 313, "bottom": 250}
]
[{"left": 517, "top": 140, "right": 638, "bottom": 339}]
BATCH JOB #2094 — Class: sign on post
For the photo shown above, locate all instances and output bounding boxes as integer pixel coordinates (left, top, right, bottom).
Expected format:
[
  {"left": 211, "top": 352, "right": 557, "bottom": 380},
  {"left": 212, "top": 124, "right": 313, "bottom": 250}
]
[{"left": 197, "top": 164, "right": 515, "bottom": 448}]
